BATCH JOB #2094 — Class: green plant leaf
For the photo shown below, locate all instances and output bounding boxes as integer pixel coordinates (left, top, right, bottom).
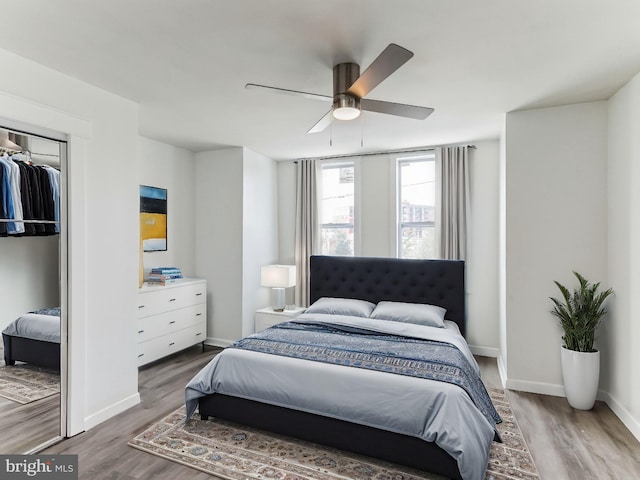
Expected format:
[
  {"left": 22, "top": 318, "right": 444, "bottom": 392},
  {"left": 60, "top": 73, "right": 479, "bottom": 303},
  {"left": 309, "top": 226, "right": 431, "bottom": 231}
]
[{"left": 549, "top": 272, "right": 613, "bottom": 352}]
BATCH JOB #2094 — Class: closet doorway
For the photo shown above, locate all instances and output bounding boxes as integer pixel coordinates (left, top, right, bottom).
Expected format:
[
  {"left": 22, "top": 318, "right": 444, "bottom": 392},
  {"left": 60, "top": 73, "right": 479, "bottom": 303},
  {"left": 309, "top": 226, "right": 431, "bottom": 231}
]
[{"left": 0, "top": 126, "right": 67, "bottom": 453}]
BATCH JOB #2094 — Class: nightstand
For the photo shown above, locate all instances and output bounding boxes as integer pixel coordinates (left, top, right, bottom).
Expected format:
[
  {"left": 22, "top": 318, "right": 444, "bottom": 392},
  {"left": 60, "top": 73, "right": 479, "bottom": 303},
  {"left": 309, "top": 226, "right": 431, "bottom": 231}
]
[{"left": 255, "top": 306, "right": 305, "bottom": 332}]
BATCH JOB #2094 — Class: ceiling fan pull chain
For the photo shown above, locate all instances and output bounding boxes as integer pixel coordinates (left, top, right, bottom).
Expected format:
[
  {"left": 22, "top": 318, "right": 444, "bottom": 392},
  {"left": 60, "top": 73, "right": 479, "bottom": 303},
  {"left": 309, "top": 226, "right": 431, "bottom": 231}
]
[{"left": 360, "top": 114, "right": 364, "bottom": 147}]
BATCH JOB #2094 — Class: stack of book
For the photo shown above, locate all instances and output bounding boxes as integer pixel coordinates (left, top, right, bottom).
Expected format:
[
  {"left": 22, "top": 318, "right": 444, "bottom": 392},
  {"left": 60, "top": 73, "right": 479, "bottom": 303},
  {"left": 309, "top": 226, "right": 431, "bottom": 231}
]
[{"left": 146, "top": 267, "right": 183, "bottom": 286}]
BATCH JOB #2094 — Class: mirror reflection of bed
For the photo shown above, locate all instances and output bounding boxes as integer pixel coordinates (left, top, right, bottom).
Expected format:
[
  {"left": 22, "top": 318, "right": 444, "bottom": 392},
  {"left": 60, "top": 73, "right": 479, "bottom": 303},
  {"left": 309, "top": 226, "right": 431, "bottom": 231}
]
[
  {"left": 0, "top": 130, "right": 64, "bottom": 453},
  {"left": 0, "top": 308, "right": 61, "bottom": 452}
]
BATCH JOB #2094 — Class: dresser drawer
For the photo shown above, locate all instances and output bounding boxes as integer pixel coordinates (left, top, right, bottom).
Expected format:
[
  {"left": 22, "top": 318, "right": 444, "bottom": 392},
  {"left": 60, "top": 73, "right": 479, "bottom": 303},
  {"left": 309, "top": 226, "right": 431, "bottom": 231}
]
[
  {"left": 137, "top": 323, "right": 206, "bottom": 366},
  {"left": 137, "top": 282, "right": 206, "bottom": 318},
  {"left": 137, "top": 304, "right": 206, "bottom": 342}
]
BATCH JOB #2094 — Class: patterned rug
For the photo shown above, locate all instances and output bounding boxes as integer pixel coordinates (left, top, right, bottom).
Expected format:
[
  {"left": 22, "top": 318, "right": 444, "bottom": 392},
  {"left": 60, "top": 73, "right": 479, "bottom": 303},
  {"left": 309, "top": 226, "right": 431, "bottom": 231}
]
[
  {"left": 129, "top": 387, "right": 539, "bottom": 480},
  {"left": 0, "top": 364, "right": 60, "bottom": 404}
]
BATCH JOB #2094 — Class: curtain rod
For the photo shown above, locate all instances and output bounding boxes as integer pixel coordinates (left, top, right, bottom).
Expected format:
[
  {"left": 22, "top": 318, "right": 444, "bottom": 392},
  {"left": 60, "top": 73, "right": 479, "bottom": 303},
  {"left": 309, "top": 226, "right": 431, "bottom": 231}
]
[{"left": 294, "top": 144, "right": 476, "bottom": 162}]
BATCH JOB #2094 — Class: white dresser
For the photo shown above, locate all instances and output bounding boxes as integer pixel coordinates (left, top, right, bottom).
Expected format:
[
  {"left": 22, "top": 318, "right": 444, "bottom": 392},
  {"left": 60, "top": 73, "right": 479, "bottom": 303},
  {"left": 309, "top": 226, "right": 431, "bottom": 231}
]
[{"left": 137, "top": 278, "right": 207, "bottom": 366}]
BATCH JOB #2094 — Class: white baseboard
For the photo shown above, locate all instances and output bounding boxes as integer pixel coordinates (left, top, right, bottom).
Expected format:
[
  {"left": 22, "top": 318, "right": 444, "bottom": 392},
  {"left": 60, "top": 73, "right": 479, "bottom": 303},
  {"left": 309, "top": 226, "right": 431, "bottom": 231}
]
[
  {"left": 600, "top": 391, "right": 640, "bottom": 442},
  {"left": 84, "top": 393, "right": 140, "bottom": 430},
  {"left": 505, "top": 378, "right": 565, "bottom": 397},
  {"left": 205, "top": 337, "right": 234, "bottom": 348},
  {"left": 469, "top": 345, "right": 499, "bottom": 358}
]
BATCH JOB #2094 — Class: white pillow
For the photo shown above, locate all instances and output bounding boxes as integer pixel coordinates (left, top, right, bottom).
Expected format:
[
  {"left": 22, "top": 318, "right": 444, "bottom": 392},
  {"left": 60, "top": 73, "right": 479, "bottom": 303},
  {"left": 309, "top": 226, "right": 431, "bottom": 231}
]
[
  {"left": 370, "top": 301, "right": 447, "bottom": 328},
  {"left": 305, "top": 297, "right": 376, "bottom": 318}
]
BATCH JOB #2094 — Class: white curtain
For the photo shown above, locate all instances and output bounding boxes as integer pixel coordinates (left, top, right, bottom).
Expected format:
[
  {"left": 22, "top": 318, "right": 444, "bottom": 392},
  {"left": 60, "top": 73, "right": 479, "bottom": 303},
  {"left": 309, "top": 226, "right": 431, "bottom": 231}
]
[
  {"left": 294, "top": 159, "right": 320, "bottom": 307},
  {"left": 436, "top": 146, "right": 470, "bottom": 260}
]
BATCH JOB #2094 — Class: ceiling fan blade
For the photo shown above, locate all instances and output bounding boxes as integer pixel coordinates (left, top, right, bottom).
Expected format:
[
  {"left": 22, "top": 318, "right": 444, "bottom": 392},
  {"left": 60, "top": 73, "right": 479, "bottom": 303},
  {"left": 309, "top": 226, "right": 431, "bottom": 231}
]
[
  {"left": 307, "top": 110, "right": 334, "bottom": 134},
  {"left": 347, "top": 44, "right": 414, "bottom": 98},
  {"left": 361, "top": 98, "right": 434, "bottom": 120},
  {"left": 245, "top": 83, "right": 332, "bottom": 102}
]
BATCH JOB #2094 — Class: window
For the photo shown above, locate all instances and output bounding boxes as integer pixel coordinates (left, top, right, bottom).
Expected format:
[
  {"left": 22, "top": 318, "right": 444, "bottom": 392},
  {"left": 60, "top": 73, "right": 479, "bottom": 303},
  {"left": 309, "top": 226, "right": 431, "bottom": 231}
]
[
  {"left": 320, "top": 162, "right": 356, "bottom": 256},
  {"left": 396, "top": 153, "right": 436, "bottom": 259}
]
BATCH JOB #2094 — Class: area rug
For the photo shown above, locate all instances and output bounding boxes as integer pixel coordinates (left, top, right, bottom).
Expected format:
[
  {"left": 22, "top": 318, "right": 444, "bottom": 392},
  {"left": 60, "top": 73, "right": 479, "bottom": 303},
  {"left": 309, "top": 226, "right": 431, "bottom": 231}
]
[
  {"left": 0, "top": 364, "right": 60, "bottom": 404},
  {"left": 129, "top": 387, "right": 540, "bottom": 480}
]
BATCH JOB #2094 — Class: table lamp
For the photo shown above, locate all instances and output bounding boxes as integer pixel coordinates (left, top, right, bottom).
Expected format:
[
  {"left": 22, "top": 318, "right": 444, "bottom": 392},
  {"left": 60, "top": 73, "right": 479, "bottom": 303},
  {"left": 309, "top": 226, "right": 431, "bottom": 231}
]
[{"left": 261, "top": 264, "right": 296, "bottom": 312}]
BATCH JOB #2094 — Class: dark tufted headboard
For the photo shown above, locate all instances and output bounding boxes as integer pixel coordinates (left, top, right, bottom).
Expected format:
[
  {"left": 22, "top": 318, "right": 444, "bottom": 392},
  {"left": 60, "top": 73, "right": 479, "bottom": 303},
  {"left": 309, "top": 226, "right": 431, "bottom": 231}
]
[{"left": 309, "top": 255, "right": 466, "bottom": 337}]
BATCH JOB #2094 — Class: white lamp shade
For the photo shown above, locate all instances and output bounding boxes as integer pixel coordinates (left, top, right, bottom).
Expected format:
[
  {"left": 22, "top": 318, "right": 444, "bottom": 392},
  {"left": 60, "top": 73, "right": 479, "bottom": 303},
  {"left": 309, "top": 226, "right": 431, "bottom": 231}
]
[{"left": 261, "top": 265, "right": 296, "bottom": 288}]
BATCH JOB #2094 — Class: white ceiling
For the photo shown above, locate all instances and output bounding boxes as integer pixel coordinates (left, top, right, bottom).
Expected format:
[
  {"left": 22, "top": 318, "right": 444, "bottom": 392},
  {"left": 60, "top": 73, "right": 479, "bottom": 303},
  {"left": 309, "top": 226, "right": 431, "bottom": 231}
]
[{"left": 1, "top": 0, "right": 639, "bottom": 160}]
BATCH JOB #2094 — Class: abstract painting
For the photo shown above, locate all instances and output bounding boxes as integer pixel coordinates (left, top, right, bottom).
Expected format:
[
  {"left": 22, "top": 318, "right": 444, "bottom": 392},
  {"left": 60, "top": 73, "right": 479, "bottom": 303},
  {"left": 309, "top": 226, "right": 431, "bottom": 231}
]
[{"left": 140, "top": 185, "right": 167, "bottom": 252}]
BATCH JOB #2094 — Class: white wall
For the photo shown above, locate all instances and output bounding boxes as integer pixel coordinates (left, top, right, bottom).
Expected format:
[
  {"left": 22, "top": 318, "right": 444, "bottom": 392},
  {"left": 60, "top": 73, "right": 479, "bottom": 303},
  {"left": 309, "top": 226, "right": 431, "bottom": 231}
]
[
  {"left": 277, "top": 161, "right": 298, "bottom": 307},
  {"left": 359, "top": 154, "right": 394, "bottom": 257},
  {"left": 138, "top": 136, "right": 196, "bottom": 276},
  {"left": 278, "top": 161, "right": 296, "bottom": 266},
  {"left": 466, "top": 141, "right": 500, "bottom": 354},
  {"left": 277, "top": 143, "right": 501, "bottom": 351},
  {"left": 606, "top": 71, "right": 640, "bottom": 439},
  {"left": 195, "top": 147, "right": 278, "bottom": 345},
  {"left": 0, "top": 236, "right": 59, "bottom": 331},
  {"left": 498, "top": 123, "right": 508, "bottom": 381},
  {"left": 503, "top": 102, "right": 608, "bottom": 395},
  {"left": 195, "top": 148, "right": 244, "bottom": 344},
  {"left": 0, "top": 47, "right": 140, "bottom": 432},
  {"left": 242, "top": 149, "right": 278, "bottom": 336}
]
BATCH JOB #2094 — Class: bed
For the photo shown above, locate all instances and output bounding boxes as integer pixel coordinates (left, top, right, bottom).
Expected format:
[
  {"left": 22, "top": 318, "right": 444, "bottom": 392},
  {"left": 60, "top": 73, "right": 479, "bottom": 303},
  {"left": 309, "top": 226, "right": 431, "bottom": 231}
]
[
  {"left": 185, "top": 256, "right": 500, "bottom": 480},
  {"left": 2, "top": 307, "right": 60, "bottom": 371}
]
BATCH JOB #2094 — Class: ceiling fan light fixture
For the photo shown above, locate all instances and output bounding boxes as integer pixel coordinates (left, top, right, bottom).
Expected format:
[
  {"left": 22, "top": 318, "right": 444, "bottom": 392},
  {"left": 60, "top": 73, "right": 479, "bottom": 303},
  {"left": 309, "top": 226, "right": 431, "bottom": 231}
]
[{"left": 332, "top": 94, "right": 361, "bottom": 120}]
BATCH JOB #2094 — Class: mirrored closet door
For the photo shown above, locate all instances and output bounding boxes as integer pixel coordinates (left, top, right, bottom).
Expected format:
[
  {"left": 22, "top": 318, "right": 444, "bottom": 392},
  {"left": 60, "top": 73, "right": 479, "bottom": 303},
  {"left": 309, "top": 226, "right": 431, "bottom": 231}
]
[{"left": 0, "top": 127, "right": 67, "bottom": 452}]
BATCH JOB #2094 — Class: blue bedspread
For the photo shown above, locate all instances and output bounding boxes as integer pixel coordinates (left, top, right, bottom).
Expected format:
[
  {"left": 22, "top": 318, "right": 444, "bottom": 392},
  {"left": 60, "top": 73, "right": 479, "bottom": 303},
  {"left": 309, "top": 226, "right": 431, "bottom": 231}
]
[
  {"left": 186, "top": 313, "right": 500, "bottom": 480},
  {"left": 231, "top": 321, "right": 501, "bottom": 427}
]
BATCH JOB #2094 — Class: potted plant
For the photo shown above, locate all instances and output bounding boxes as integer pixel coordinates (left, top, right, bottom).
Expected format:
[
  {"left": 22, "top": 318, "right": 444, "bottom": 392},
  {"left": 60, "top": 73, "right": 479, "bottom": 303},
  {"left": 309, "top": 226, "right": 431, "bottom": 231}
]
[{"left": 550, "top": 271, "right": 613, "bottom": 410}]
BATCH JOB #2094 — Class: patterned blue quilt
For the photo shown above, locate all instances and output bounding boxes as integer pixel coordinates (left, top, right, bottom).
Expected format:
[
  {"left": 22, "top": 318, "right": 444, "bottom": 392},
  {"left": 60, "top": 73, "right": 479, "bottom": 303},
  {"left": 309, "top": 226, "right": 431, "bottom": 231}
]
[{"left": 230, "top": 321, "right": 501, "bottom": 427}]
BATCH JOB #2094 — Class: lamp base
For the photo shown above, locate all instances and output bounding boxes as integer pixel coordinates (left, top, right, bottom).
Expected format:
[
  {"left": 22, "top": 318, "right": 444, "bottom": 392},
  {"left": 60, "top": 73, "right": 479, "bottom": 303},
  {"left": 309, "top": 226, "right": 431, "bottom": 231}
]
[{"left": 271, "top": 287, "right": 285, "bottom": 312}]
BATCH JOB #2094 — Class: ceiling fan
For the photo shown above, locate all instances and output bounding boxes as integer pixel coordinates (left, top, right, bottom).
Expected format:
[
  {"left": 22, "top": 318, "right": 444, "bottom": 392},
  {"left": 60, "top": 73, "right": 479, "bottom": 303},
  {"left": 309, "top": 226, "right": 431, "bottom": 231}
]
[{"left": 246, "top": 43, "right": 434, "bottom": 134}]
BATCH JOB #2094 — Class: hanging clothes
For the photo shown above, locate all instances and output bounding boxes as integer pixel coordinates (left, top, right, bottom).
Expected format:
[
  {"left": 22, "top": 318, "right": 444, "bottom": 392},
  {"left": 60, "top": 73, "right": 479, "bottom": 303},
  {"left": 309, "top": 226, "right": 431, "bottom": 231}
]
[
  {"left": 0, "top": 154, "right": 59, "bottom": 237},
  {"left": 0, "top": 154, "right": 25, "bottom": 235},
  {"left": 42, "top": 165, "right": 60, "bottom": 233}
]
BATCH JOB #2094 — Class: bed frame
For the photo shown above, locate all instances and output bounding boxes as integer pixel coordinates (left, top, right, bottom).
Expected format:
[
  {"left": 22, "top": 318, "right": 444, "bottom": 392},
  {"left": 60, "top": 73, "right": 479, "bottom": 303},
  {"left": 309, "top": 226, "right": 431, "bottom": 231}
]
[
  {"left": 199, "top": 255, "right": 467, "bottom": 480},
  {"left": 2, "top": 334, "right": 60, "bottom": 371}
]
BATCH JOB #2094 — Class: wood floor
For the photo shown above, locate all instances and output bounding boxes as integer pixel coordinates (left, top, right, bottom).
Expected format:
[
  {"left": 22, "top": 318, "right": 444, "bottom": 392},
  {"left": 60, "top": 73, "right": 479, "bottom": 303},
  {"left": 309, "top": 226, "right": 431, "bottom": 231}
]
[
  {"left": 41, "top": 348, "right": 640, "bottom": 480},
  {"left": 0, "top": 347, "right": 61, "bottom": 453},
  {"left": 0, "top": 393, "right": 60, "bottom": 453},
  {"left": 476, "top": 356, "right": 640, "bottom": 480}
]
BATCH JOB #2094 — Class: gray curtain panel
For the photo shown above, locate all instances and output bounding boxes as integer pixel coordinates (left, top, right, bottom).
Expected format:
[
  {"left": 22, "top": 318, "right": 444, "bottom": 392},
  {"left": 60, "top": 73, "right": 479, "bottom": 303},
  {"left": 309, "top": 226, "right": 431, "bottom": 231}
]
[
  {"left": 437, "top": 146, "right": 470, "bottom": 260},
  {"left": 294, "top": 159, "right": 319, "bottom": 307}
]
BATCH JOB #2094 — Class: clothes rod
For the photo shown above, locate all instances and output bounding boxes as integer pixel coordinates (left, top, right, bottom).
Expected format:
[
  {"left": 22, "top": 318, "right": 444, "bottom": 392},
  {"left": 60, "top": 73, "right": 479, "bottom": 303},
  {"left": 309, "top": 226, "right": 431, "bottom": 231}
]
[
  {"left": 0, "top": 219, "right": 59, "bottom": 224},
  {"left": 0, "top": 125, "right": 67, "bottom": 145},
  {"left": 295, "top": 144, "right": 477, "bottom": 162}
]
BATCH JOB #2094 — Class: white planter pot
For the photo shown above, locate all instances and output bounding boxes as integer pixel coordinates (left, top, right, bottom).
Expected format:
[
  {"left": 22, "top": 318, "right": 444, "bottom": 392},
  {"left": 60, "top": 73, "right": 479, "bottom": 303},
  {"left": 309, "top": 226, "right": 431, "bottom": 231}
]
[{"left": 560, "top": 346, "right": 600, "bottom": 410}]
